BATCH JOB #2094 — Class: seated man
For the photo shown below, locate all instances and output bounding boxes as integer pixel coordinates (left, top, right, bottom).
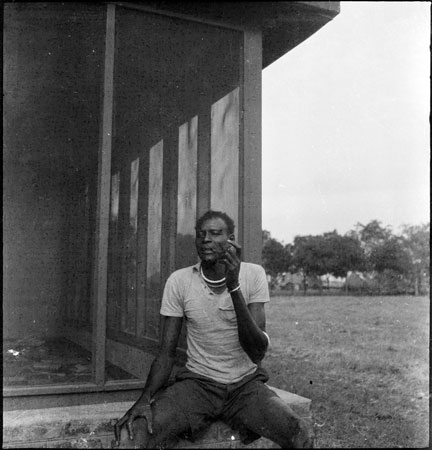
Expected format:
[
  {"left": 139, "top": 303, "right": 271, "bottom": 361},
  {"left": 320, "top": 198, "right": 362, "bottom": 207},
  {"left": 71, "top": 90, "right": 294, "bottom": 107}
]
[{"left": 114, "top": 210, "right": 314, "bottom": 449}]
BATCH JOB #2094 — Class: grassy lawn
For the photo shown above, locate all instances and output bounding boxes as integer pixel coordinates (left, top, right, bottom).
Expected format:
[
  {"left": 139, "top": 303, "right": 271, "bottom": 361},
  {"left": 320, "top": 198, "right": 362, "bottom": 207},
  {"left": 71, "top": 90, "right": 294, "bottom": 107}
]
[{"left": 264, "top": 295, "right": 429, "bottom": 448}]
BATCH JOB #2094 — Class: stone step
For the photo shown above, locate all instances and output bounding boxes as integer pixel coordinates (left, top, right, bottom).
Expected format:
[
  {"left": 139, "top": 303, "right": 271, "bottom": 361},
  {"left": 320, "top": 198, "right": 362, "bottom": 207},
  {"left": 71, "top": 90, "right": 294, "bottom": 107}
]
[{"left": 3, "top": 387, "right": 311, "bottom": 448}]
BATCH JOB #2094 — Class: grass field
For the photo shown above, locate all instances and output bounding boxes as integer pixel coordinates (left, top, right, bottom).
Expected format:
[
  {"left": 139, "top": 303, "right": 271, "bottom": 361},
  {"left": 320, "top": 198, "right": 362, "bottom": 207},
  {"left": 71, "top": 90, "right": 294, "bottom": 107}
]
[{"left": 264, "top": 295, "right": 429, "bottom": 448}]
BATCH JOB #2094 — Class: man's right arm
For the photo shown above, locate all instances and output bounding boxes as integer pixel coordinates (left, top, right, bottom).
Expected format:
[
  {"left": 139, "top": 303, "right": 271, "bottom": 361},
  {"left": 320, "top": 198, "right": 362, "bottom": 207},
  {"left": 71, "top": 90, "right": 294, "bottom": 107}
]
[
  {"left": 138, "top": 315, "right": 183, "bottom": 403},
  {"left": 114, "top": 315, "right": 183, "bottom": 443}
]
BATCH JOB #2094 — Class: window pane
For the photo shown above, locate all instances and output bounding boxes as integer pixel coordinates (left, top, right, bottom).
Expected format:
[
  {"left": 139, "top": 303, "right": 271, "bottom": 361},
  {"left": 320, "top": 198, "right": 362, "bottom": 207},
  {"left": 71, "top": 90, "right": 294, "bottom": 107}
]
[
  {"left": 111, "top": 173, "right": 121, "bottom": 224},
  {"left": 124, "top": 158, "right": 139, "bottom": 334},
  {"left": 105, "top": 162, "right": 141, "bottom": 382},
  {"left": 107, "top": 172, "right": 120, "bottom": 331},
  {"left": 130, "top": 158, "right": 139, "bottom": 232},
  {"left": 3, "top": 3, "right": 105, "bottom": 387},
  {"left": 146, "top": 141, "right": 164, "bottom": 341},
  {"left": 105, "top": 7, "right": 241, "bottom": 377},
  {"left": 176, "top": 117, "right": 198, "bottom": 269},
  {"left": 210, "top": 88, "right": 240, "bottom": 226}
]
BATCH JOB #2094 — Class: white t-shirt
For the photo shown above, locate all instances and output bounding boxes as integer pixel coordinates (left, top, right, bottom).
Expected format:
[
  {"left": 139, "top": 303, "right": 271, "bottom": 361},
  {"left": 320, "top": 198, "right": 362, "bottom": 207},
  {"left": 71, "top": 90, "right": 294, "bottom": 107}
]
[{"left": 160, "top": 262, "right": 270, "bottom": 384}]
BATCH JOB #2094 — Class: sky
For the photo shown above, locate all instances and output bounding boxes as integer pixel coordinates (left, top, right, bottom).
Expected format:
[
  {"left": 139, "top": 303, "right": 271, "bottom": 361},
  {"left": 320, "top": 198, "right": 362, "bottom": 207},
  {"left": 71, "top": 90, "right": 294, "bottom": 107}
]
[{"left": 262, "top": 1, "right": 430, "bottom": 244}]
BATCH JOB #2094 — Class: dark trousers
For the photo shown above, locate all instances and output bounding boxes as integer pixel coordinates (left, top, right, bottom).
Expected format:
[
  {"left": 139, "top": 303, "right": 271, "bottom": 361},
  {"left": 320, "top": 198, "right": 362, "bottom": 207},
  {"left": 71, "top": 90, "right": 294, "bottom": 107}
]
[{"left": 118, "top": 367, "right": 314, "bottom": 448}]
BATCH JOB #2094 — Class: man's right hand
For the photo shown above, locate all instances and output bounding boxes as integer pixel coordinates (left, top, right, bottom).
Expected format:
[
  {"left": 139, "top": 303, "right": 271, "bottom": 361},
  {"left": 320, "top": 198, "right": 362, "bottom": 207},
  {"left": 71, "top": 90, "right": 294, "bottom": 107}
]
[
  {"left": 114, "top": 400, "right": 153, "bottom": 445},
  {"left": 112, "top": 317, "right": 182, "bottom": 446}
]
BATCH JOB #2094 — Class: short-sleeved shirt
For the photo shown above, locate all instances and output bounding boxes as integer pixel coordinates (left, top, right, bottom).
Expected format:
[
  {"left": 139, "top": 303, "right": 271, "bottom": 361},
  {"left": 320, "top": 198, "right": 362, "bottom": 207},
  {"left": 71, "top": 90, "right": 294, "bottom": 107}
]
[{"left": 160, "top": 262, "right": 270, "bottom": 384}]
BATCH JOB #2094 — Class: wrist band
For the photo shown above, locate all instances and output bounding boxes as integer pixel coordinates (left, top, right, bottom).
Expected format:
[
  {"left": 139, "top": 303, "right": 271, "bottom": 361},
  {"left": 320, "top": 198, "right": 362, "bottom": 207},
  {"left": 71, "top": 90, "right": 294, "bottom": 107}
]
[{"left": 228, "top": 284, "right": 241, "bottom": 293}]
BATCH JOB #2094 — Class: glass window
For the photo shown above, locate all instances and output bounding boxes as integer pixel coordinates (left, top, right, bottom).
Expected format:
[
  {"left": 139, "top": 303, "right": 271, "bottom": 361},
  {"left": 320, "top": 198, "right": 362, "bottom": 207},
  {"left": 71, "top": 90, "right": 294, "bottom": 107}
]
[
  {"left": 110, "top": 6, "right": 242, "bottom": 361},
  {"left": 176, "top": 117, "right": 198, "bottom": 269},
  {"left": 107, "top": 172, "right": 121, "bottom": 332},
  {"left": 3, "top": 3, "right": 105, "bottom": 387},
  {"left": 145, "top": 142, "right": 164, "bottom": 342},
  {"left": 3, "top": 3, "right": 243, "bottom": 392},
  {"left": 211, "top": 88, "right": 240, "bottom": 226},
  {"left": 122, "top": 158, "right": 140, "bottom": 335},
  {"left": 130, "top": 159, "right": 139, "bottom": 233}
]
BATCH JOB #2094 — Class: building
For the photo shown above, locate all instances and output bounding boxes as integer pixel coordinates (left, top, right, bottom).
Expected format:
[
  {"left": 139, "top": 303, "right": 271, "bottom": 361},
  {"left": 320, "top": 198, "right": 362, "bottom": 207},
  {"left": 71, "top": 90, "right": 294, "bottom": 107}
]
[{"left": 3, "top": 2, "right": 339, "bottom": 447}]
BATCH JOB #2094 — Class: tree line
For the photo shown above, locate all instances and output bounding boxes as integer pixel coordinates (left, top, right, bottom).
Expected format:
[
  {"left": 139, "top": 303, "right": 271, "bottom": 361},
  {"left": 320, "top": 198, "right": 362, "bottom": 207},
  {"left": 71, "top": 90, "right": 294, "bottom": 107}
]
[{"left": 262, "top": 220, "right": 430, "bottom": 295}]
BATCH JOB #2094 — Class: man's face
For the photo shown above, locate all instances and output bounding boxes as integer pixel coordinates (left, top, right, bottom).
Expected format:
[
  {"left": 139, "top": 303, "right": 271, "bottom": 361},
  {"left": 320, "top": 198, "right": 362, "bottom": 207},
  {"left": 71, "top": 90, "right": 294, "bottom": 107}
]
[{"left": 195, "top": 217, "right": 233, "bottom": 263}]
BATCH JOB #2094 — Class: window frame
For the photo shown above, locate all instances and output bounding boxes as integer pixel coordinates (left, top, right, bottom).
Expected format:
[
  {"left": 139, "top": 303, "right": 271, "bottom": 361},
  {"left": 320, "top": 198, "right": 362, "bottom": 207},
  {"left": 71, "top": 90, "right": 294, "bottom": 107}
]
[{"left": 4, "top": 1, "right": 263, "bottom": 403}]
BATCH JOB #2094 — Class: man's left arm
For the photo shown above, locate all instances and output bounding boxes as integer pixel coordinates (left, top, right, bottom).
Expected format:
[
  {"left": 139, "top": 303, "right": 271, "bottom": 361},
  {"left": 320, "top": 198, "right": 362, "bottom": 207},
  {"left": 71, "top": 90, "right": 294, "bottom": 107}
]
[
  {"left": 230, "top": 292, "right": 269, "bottom": 363},
  {"left": 222, "top": 240, "right": 269, "bottom": 362}
]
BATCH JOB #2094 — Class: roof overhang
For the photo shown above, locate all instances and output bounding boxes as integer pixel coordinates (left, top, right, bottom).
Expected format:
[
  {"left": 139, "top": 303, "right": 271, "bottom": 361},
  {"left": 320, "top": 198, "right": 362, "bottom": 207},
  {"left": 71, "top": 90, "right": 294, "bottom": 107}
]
[
  {"left": 115, "top": 1, "right": 340, "bottom": 68},
  {"left": 261, "top": 1, "right": 340, "bottom": 67}
]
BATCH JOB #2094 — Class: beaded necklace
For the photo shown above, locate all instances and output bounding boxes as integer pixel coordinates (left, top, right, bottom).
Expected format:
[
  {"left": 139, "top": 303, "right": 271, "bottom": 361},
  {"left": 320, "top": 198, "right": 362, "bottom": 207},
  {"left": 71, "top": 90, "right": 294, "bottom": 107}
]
[{"left": 200, "top": 266, "right": 226, "bottom": 288}]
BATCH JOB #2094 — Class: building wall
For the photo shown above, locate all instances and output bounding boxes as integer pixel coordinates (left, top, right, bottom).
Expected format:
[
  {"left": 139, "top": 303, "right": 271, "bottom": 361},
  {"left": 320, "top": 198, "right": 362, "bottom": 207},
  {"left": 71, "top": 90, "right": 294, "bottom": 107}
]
[
  {"left": 3, "top": 3, "right": 262, "bottom": 387},
  {"left": 3, "top": 164, "right": 68, "bottom": 339},
  {"left": 3, "top": 3, "right": 104, "bottom": 340},
  {"left": 105, "top": 8, "right": 243, "bottom": 348}
]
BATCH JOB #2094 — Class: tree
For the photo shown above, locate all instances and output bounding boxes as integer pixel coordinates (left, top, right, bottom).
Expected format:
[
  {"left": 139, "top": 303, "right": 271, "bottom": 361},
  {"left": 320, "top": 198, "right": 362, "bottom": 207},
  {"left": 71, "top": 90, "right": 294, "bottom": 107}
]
[
  {"left": 355, "top": 219, "right": 393, "bottom": 245},
  {"left": 292, "top": 231, "right": 365, "bottom": 293},
  {"left": 400, "top": 223, "right": 430, "bottom": 295},
  {"left": 350, "top": 219, "right": 428, "bottom": 294},
  {"left": 370, "top": 237, "right": 410, "bottom": 274},
  {"left": 292, "top": 235, "right": 330, "bottom": 294},
  {"left": 262, "top": 230, "right": 292, "bottom": 278},
  {"left": 325, "top": 232, "right": 365, "bottom": 288},
  {"left": 351, "top": 220, "right": 393, "bottom": 271},
  {"left": 370, "top": 236, "right": 411, "bottom": 293},
  {"left": 262, "top": 229, "right": 272, "bottom": 245}
]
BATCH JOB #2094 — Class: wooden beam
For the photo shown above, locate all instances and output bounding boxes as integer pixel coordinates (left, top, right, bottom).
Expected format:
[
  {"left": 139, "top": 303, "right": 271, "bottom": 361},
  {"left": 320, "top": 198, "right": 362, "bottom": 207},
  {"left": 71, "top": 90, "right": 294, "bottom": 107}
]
[
  {"left": 146, "top": 140, "right": 165, "bottom": 341},
  {"left": 161, "top": 129, "right": 178, "bottom": 285},
  {"left": 113, "top": 1, "right": 246, "bottom": 32},
  {"left": 92, "top": 3, "right": 116, "bottom": 386},
  {"left": 210, "top": 88, "right": 240, "bottom": 228},
  {"left": 136, "top": 149, "right": 150, "bottom": 338},
  {"left": 239, "top": 29, "right": 262, "bottom": 264},
  {"left": 197, "top": 104, "right": 211, "bottom": 218}
]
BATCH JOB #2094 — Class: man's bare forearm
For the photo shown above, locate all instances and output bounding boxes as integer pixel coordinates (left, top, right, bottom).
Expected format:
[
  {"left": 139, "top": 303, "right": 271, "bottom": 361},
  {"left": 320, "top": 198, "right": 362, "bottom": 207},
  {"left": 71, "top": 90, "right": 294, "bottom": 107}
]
[
  {"left": 135, "top": 316, "right": 183, "bottom": 405},
  {"left": 230, "top": 290, "right": 268, "bottom": 362},
  {"left": 136, "top": 353, "right": 175, "bottom": 404}
]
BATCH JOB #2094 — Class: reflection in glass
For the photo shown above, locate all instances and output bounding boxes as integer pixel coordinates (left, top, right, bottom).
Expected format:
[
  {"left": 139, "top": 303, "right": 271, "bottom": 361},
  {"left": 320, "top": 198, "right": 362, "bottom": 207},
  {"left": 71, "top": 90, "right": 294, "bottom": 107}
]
[
  {"left": 130, "top": 158, "right": 139, "bottom": 232},
  {"left": 3, "top": 3, "right": 105, "bottom": 387},
  {"left": 177, "top": 117, "right": 198, "bottom": 269},
  {"left": 146, "top": 141, "right": 163, "bottom": 340},
  {"left": 147, "top": 143, "right": 163, "bottom": 282},
  {"left": 107, "top": 172, "right": 120, "bottom": 330},
  {"left": 210, "top": 88, "right": 240, "bottom": 226},
  {"left": 123, "top": 158, "right": 139, "bottom": 334},
  {"left": 105, "top": 164, "right": 139, "bottom": 381},
  {"left": 110, "top": 172, "right": 120, "bottom": 224}
]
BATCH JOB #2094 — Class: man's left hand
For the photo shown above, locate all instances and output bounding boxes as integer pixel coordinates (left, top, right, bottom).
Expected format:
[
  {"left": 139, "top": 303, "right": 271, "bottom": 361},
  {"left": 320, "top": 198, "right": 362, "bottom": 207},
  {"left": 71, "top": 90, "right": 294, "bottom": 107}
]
[{"left": 222, "top": 240, "right": 242, "bottom": 290}]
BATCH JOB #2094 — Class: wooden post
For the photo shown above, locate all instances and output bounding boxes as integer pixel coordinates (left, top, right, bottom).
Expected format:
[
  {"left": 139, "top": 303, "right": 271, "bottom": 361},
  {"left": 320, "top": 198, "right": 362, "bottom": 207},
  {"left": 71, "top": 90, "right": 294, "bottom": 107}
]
[
  {"left": 239, "top": 29, "right": 262, "bottom": 264},
  {"left": 161, "top": 129, "right": 178, "bottom": 285},
  {"left": 136, "top": 149, "right": 150, "bottom": 338},
  {"left": 92, "top": 3, "right": 116, "bottom": 386},
  {"left": 197, "top": 104, "right": 211, "bottom": 219}
]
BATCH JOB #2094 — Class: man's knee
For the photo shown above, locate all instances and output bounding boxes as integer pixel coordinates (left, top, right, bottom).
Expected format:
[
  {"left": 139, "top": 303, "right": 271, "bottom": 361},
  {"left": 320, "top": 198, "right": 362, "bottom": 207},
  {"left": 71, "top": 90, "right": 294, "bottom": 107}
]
[
  {"left": 292, "top": 418, "right": 315, "bottom": 449},
  {"left": 278, "top": 409, "right": 314, "bottom": 449},
  {"left": 146, "top": 398, "right": 190, "bottom": 447},
  {"left": 259, "top": 396, "right": 314, "bottom": 448},
  {"left": 271, "top": 416, "right": 314, "bottom": 449}
]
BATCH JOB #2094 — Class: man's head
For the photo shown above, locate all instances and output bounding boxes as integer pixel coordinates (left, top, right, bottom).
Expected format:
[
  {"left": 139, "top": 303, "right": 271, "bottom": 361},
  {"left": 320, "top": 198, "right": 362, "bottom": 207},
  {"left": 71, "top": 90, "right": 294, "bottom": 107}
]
[
  {"left": 195, "top": 210, "right": 235, "bottom": 235},
  {"left": 195, "top": 210, "right": 235, "bottom": 264}
]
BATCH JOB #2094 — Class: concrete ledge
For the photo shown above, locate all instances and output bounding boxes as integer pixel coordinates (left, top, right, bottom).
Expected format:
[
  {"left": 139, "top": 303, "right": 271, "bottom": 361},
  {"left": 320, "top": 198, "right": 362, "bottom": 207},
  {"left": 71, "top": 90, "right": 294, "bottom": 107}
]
[
  {"left": 3, "top": 401, "right": 131, "bottom": 449},
  {"left": 3, "top": 387, "right": 311, "bottom": 448}
]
